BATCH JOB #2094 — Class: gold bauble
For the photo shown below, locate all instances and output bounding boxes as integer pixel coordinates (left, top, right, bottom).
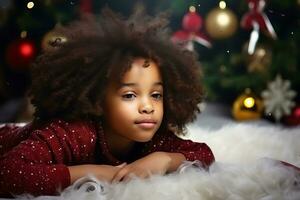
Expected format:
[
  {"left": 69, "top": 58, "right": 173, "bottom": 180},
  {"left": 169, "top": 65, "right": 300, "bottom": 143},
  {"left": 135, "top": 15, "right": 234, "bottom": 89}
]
[
  {"left": 243, "top": 43, "right": 272, "bottom": 73},
  {"left": 232, "top": 89, "right": 264, "bottom": 121},
  {"left": 41, "top": 30, "right": 68, "bottom": 51},
  {"left": 205, "top": 8, "right": 238, "bottom": 39}
]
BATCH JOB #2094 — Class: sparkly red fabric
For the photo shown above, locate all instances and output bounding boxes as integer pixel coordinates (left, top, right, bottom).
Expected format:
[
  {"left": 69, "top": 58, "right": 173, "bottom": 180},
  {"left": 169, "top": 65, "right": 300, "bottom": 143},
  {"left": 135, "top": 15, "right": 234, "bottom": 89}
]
[{"left": 0, "top": 119, "right": 214, "bottom": 197}]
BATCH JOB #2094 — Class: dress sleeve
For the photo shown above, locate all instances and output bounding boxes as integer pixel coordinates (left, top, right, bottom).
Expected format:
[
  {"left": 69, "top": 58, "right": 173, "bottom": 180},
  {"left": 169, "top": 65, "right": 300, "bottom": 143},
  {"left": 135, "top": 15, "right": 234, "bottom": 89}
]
[
  {"left": 0, "top": 120, "right": 97, "bottom": 197},
  {"left": 0, "top": 123, "right": 33, "bottom": 156},
  {"left": 149, "top": 132, "right": 215, "bottom": 168}
]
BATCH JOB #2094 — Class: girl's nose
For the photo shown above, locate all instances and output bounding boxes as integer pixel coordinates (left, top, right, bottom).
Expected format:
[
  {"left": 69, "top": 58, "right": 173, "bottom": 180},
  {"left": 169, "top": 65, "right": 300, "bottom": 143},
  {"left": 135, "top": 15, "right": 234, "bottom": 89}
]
[{"left": 139, "top": 102, "right": 154, "bottom": 114}]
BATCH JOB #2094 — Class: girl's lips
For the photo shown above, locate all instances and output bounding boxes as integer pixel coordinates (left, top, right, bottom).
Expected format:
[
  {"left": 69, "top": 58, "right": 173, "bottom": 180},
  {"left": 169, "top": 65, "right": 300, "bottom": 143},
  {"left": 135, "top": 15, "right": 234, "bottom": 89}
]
[
  {"left": 134, "top": 120, "right": 157, "bottom": 129},
  {"left": 135, "top": 122, "right": 157, "bottom": 129}
]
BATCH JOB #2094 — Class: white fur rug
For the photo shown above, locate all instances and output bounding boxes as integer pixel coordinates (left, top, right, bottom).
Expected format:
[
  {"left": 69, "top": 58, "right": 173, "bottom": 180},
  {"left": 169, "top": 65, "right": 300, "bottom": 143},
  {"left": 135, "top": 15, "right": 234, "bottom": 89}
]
[
  {"left": 186, "top": 124, "right": 300, "bottom": 167},
  {"left": 16, "top": 124, "right": 300, "bottom": 200}
]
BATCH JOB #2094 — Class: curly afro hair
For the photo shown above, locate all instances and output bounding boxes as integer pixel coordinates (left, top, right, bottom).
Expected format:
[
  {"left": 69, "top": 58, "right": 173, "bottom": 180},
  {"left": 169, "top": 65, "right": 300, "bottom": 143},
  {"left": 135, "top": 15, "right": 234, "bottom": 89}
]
[{"left": 29, "top": 7, "right": 204, "bottom": 135}]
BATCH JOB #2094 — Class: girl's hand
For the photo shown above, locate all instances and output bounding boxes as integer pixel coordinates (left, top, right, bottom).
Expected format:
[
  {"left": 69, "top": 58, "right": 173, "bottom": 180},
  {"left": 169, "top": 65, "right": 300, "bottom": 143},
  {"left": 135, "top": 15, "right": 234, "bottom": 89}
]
[
  {"left": 68, "top": 163, "right": 126, "bottom": 183},
  {"left": 92, "top": 163, "right": 127, "bottom": 182},
  {"left": 112, "top": 152, "right": 185, "bottom": 182}
]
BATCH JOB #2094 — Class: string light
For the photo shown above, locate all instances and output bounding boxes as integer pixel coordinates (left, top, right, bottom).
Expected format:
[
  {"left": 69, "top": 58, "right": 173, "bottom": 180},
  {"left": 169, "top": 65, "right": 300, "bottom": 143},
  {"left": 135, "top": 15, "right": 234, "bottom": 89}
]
[
  {"left": 27, "top": 1, "right": 34, "bottom": 9},
  {"left": 189, "top": 6, "right": 196, "bottom": 12},
  {"left": 219, "top": 1, "right": 226, "bottom": 9},
  {"left": 244, "top": 97, "right": 255, "bottom": 108},
  {"left": 20, "top": 31, "right": 27, "bottom": 38}
]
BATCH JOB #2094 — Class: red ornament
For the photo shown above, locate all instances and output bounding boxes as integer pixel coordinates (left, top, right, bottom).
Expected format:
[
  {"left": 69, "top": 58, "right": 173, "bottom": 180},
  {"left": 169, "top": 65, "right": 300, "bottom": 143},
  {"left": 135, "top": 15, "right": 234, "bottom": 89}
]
[
  {"left": 241, "top": 0, "right": 277, "bottom": 54},
  {"left": 20, "top": 43, "right": 34, "bottom": 57},
  {"left": 182, "top": 12, "right": 203, "bottom": 32},
  {"left": 172, "top": 7, "right": 211, "bottom": 50},
  {"left": 283, "top": 105, "right": 300, "bottom": 126},
  {"left": 5, "top": 39, "right": 36, "bottom": 70}
]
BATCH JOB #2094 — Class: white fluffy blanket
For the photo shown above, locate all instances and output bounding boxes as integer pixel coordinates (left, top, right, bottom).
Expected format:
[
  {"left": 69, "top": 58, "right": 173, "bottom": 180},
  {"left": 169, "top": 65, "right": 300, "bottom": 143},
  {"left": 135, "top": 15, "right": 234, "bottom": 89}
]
[
  {"left": 187, "top": 124, "right": 300, "bottom": 167},
  {"left": 17, "top": 124, "right": 300, "bottom": 200}
]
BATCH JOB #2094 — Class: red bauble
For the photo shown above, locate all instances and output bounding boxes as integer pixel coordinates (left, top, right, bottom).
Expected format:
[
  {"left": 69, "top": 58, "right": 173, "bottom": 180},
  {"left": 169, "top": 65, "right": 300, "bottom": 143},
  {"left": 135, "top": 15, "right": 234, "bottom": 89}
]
[
  {"left": 283, "top": 105, "right": 300, "bottom": 126},
  {"left": 20, "top": 43, "right": 34, "bottom": 57},
  {"left": 182, "top": 12, "right": 203, "bottom": 32},
  {"left": 171, "top": 8, "right": 211, "bottom": 49},
  {"left": 5, "top": 39, "right": 36, "bottom": 70}
]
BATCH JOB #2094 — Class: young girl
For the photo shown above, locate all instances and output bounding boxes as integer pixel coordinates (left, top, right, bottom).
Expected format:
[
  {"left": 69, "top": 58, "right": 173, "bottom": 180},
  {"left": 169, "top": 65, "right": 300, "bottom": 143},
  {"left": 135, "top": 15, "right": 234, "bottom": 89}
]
[{"left": 0, "top": 8, "right": 214, "bottom": 197}]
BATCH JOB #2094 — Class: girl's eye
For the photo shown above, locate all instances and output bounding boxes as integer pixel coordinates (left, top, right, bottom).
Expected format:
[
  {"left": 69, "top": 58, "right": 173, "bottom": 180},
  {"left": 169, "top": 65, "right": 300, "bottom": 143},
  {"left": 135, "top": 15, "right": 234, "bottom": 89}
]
[
  {"left": 152, "top": 93, "right": 163, "bottom": 100},
  {"left": 122, "top": 93, "right": 136, "bottom": 100}
]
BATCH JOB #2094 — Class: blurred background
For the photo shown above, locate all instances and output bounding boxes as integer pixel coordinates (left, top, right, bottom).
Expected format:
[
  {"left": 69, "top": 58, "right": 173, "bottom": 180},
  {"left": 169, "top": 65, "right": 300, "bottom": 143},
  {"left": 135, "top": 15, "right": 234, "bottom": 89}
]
[{"left": 0, "top": 0, "right": 299, "bottom": 126}]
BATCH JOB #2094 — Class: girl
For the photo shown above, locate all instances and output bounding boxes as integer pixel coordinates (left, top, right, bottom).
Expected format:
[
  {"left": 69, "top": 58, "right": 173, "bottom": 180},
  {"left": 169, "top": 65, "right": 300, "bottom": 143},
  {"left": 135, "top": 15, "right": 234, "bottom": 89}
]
[{"left": 0, "top": 8, "right": 214, "bottom": 197}]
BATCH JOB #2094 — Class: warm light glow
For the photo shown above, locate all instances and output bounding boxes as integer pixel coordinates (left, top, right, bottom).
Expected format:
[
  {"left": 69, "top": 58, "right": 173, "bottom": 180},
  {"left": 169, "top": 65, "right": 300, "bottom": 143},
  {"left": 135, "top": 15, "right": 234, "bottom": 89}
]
[
  {"left": 219, "top": 1, "right": 226, "bottom": 9},
  {"left": 27, "top": 2, "right": 34, "bottom": 9},
  {"left": 256, "top": 48, "right": 266, "bottom": 56},
  {"left": 189, "top": 6, "right": 196, "bottom": 12},
  {"left": 244, "top": 97, "right": 255, "bottom": 108},
  {"left": 20, "top": 43, "right": 33, "bottom": 57},
  {"left": 20, "top": 31, "right": 27, "bottom": 38},
  {"left": 217, "top": 12, "right": 230, "bottom": 27},
  {"left": 295, "top": 108, "right": 300, "bottom": 117}
]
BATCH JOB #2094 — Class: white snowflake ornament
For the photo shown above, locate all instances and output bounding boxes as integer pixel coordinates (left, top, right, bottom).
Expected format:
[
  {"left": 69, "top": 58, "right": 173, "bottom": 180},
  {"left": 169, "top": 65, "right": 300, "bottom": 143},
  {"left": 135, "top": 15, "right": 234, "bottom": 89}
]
[{"left": 261, "top": 75, "right": 297, "bottom": 122}]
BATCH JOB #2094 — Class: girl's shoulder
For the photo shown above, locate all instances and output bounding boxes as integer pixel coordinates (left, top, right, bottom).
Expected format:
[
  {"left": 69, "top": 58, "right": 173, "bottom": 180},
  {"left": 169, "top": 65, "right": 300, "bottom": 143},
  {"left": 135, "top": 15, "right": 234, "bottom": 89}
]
[
  {"left": 31, "top": 118, "right": 97, "bottom": 132},
  {"left": 45, "top": 118, "right": 96, "bottom": 130},
  {"left": 31, "top": 119, "right": 99, "bottom": 141},
  {"left": 0, "top": 119, "right": 98, "bottom": 155},
  {"left": 0, "top": 122, "right": 34, "bottom": 155}
]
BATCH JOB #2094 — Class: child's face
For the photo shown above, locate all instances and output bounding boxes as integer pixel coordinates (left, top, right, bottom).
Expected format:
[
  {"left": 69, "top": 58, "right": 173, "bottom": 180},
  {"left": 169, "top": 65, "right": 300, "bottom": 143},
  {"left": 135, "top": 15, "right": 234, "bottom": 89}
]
[{"left": 103, "top": 58, "right": 164, "bottom": 142}]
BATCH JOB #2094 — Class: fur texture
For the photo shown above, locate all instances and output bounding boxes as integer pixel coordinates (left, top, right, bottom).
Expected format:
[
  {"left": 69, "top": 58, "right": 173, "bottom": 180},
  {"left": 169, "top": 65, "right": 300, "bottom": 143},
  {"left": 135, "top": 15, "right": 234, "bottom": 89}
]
[{"left": 186, "top": 124, "right": 300, "bottom": 166}]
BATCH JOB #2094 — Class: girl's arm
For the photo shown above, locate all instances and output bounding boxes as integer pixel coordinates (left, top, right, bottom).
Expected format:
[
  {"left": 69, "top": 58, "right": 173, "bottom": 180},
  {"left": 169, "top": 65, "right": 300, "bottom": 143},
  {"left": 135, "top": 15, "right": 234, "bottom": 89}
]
[
  {"left": 112, "top": 132, "right": 215, "bottom": 182},
  {"left": 0, "top": 123, "right": 33, "bottom": 156},
  {"left": 146, "top": 131, "right": 215, "bottom": 168},
  {"left": 68, "top": 163, "right": 126, "bottom": 184},
  {"left": 0, "top": 120, "right": 99, "bottom": 197},
  {"left": 112, "top": 151, "right": 185, "bottom": 182},
  {"left": 164, "top": 152, "right": 186, "bottom": 172}
]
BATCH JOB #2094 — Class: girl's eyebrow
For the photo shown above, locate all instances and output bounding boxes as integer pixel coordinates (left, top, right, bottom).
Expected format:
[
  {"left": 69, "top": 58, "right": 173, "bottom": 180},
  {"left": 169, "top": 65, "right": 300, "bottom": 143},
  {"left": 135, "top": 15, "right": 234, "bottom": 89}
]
[{"left": 120, "top": 82, "right": 163, "bottom": 88}]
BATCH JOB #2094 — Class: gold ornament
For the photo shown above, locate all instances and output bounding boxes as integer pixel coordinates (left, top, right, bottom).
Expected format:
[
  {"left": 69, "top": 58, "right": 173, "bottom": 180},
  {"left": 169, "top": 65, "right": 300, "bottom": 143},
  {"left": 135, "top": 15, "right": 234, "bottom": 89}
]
[
  {"left": 205, "top": 7, "right": 238, "bottom": 39},
  {"left": 232, "top": 89, "right": 264, "bottom": 121},
  {"left": 243, "top": 43, "right": 272, "bottom": 73},
  {"left": 41, "top": 29, "right": 68, "bottom": 51}
]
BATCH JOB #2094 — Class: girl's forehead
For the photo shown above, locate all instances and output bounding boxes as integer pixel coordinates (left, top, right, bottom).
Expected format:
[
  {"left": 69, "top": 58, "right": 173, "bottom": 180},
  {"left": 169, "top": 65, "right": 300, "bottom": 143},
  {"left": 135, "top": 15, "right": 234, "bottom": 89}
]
[
  {"left": 106, "top": 57, "right": 163, "bottom": 90},
  {"left": 122, "top": 58, "right": 162, "bottom": 82}
]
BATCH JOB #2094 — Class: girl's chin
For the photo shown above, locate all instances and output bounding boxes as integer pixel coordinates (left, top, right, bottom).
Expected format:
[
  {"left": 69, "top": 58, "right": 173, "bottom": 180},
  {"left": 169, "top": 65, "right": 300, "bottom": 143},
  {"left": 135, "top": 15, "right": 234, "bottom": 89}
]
[{"left": 131, "top": 134, "right": 155, "bottom": 143}]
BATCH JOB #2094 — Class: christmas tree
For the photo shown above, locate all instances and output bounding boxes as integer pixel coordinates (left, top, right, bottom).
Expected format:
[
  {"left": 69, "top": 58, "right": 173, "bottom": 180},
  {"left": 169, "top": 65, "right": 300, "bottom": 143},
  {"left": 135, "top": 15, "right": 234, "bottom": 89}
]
[{"left": 0, "top": 0, "right": 299, "bottom": 124}]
